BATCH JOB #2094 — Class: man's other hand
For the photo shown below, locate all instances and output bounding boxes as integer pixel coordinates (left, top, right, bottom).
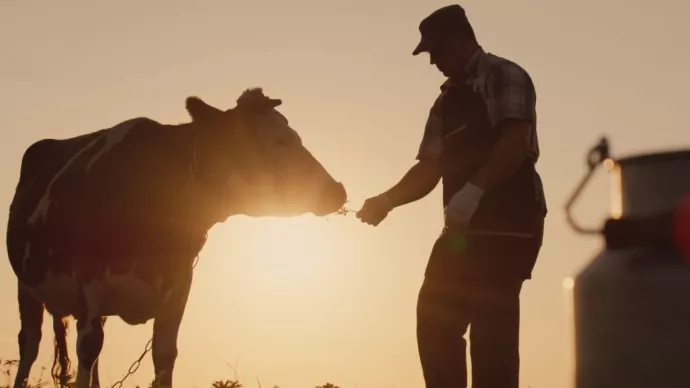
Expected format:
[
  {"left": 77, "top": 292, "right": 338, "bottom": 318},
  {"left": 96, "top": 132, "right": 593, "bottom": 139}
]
[
  {"left": 444, "top": 182, "right": 484, "bottom": 228},
  {"left": 356, "top": 194, "right": 394, "bottom": 226}
]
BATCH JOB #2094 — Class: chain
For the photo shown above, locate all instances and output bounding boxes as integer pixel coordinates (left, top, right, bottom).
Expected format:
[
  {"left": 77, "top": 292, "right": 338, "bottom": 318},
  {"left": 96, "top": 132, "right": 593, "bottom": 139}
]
[
  {"left": 108, "top": 138, "right": 345, "bottom": 388},
  {"left": 110, "top": 338, "right": 152, "bottom": 388},
  {"left": 107, "top": 136, "right": 346, "bottom": 387},
  {"left": 106, "top": 135, "right": 205, "bottom": 388},
  {"left": 109, "top": 254, "right": 201, "bottom": 388}
]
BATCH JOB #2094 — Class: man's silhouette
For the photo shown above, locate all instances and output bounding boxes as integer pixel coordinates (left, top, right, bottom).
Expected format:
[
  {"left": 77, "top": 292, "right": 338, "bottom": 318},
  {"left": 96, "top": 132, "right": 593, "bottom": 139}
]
[{"left": 357, "top": 4, "right": 547, "bottom": 387}]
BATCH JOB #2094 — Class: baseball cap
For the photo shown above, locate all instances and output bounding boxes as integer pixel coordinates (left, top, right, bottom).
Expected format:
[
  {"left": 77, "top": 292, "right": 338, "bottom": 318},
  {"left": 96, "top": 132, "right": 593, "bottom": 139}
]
[{"left": 412, "top": 4, "right": 471, "bottom": 56}]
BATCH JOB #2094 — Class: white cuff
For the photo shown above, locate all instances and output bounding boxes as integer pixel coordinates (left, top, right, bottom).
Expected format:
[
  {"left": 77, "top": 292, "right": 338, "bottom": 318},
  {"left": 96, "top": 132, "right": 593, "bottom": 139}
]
[{"left": 460, "top": 182, "right": 484, "bottom": 200}]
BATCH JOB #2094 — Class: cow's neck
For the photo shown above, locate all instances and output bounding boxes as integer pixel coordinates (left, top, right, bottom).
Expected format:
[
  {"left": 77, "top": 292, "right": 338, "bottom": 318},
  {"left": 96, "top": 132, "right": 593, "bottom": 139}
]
[
  {"left": 175, "top": 122, "right": 244, "bottom": 232},
  {"left": 159, "top": 121, "right": 275, "bottom": 238}
]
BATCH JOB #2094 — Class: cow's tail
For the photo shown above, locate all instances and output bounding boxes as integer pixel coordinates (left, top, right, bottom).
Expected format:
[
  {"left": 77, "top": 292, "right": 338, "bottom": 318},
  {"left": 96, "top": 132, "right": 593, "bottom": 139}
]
[{"left": 51, "top": 315, "right": 73, "bottom": 386}]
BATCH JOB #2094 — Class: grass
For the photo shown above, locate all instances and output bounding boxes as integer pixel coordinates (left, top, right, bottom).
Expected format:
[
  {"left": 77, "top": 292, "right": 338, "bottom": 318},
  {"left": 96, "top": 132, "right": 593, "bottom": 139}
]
[{"left": 0, "top": 358, "right": 341, "bottom": 388}]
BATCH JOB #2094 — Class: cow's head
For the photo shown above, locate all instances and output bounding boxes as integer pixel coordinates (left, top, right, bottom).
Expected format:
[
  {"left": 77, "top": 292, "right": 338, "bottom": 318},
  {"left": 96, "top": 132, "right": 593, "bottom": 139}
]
[{"left": 185, "top": 88, "right": 347, "bottom": 219}]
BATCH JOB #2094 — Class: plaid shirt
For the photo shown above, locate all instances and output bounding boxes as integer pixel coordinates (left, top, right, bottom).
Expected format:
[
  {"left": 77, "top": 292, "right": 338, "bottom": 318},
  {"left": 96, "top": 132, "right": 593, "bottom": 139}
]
[{"left": 416, "top": 47, "right": 540, "bottom": 163}]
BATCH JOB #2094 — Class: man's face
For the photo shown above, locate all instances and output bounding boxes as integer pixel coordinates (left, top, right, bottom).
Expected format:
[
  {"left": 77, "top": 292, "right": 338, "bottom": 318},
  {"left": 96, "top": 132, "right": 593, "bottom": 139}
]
[{"left": 427, "top": 38, "right": 466, "bottom": 78}]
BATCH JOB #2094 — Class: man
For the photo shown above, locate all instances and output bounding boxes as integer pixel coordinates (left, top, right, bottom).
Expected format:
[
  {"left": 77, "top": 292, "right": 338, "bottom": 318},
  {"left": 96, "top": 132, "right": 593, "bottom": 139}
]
[{"left": 356, "top": 4, "right": 547, "bottom": 388}]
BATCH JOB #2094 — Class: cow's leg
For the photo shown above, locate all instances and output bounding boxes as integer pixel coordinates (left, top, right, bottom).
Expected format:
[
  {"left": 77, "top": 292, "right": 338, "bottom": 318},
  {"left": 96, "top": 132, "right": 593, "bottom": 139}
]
[
  {"left": 14, "top": 282, "right": 44, "bottom": 388},
  {"left": 90, "top": 317, "right": 107, "bottom": 388},
  {"left": 151, "top": 268, "right": 193, "bottom": 388},
  {"left": 75, "top": 314, "right": 104, "bottom": 388},
  {"left": 56, "top": 315, "right": 104, "bottom": 387},
  {"left": 75, "top": 285, "right": 105, "bottom": 388},
  {"left": 52, "top": 315, "right": 72, "bottom": 387}
]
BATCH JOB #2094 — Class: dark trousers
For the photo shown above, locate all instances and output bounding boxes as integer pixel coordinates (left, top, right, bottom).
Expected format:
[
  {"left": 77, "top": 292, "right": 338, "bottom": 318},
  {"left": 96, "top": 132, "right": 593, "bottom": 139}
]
[
  {"left": 417, "top": 275, "right": 523, "bottom": 388},
  {"left": 416, "top": 216, "right": 543, "bottom": 388}
]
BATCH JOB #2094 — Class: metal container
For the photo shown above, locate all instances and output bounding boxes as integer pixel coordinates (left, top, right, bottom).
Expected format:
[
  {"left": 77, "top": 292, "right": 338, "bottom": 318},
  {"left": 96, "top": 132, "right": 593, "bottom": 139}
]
[{"left": 564, "top": 137, "right": 690, "bottom": 388}]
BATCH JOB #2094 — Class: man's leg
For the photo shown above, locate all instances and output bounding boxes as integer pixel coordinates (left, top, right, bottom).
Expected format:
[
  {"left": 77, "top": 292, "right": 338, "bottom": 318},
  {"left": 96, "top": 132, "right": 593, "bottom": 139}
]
[
  {"left": 416, "top": 276, "right": 472, "bottom": 388},
  {"left": 468, "top": 277, "right": 523, "bottom": 388}
]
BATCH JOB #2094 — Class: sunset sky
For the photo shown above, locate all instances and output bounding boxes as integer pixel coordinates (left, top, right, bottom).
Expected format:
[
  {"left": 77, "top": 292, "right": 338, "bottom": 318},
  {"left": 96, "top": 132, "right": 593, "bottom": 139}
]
[{"left": 1, "top": 1, "right": 689, "bottom": 387}]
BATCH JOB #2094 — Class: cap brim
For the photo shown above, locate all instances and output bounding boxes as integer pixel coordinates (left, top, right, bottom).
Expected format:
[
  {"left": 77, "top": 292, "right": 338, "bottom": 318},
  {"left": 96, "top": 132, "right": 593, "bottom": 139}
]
[
  {"left": 412, "top": 37, "right": 440, "bottom": 56},
  {"left": 412, "top": 40, "right": 427, "bottom": 56}
]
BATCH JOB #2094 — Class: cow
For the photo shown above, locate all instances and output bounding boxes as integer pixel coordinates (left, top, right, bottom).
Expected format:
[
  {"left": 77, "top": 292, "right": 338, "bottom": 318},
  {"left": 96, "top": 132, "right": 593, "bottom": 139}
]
[{"left": 5, "top": 87, "right": 348, "bottom": 388}]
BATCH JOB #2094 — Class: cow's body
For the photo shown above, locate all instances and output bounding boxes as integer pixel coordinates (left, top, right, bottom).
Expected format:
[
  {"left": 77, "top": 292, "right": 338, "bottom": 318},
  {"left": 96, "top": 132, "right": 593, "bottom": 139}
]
[
  {"left": 9, "top": 116, "right": 203, "bottom": 314},
  {"left": 8, "top": 117, "right": 203, "bottom": 388},
  {"left": 6, "top": 89, "right": 348, "bottom": 388}
]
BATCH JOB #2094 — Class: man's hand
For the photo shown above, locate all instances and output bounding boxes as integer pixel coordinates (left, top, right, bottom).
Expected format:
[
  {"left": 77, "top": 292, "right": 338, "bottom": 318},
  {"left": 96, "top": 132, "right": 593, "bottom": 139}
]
[
  {"left": 356, "top": 194, "right": 395, "bottom": 226},
  {"left": 356, "top": 159, "right": 441, "bottom": 227},
  {"left": 444, "top": 182, "right": 484, "bottom": 229}
]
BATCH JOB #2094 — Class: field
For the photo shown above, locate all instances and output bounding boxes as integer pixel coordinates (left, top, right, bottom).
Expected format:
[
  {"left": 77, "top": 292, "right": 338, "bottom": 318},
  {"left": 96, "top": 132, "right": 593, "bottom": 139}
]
[{"left": 0, "top": 358, "right": 341, "bottom": 388}]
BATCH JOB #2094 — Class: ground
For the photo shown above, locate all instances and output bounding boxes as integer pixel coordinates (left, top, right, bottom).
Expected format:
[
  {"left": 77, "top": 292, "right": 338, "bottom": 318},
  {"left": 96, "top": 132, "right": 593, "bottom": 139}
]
[{"left": 0, "top": 357, "right": 341, "bottom": 388}]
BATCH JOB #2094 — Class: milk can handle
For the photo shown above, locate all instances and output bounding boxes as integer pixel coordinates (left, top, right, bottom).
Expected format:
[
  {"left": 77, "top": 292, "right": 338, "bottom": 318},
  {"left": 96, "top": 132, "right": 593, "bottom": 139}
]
[{"left": 564, "top": 137, "right": 611, "bottom": 235}]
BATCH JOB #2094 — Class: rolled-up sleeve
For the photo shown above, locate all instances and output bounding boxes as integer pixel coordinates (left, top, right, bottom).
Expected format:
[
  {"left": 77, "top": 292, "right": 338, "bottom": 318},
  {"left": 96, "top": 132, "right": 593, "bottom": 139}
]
[
  {"left": 485, "top": 63, "right": 537, "bottom": 128},
  {"left": 416, "top": 99, "right": 444, "bottom": 161}
]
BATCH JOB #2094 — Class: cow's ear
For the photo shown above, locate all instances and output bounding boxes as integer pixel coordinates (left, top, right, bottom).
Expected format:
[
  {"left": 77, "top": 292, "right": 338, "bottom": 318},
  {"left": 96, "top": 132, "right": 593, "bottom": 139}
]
[{"left": 186, "top": 96, "right": 223, "bottom": 122}]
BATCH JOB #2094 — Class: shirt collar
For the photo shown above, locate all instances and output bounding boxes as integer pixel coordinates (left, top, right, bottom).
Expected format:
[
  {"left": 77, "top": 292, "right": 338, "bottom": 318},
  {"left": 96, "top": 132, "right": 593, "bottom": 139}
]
[
  {"left": 440, "top": 46, "right": 487, "bottom": 91},
  {"left": 463, "top": 46, "right": 486, "bottom": 77}
]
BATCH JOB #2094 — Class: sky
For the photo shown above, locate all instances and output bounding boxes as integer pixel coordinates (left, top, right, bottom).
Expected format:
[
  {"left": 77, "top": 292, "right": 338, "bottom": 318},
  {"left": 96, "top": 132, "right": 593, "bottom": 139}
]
[{"left": 1, "top": 1, "right": 689, "bottom": 387}]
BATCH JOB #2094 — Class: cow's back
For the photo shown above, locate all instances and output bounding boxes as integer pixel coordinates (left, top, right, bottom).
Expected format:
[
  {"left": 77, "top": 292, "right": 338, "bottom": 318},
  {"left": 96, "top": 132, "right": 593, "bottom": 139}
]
[
  {"left": 6, "top": 118, "right": 167, "bottom": 287},
  {"left": 9, "top": 131, "right": 104, "bottom": 219},
  {"left": 7, "top": 131, "right": 102, "bottom": 277}
]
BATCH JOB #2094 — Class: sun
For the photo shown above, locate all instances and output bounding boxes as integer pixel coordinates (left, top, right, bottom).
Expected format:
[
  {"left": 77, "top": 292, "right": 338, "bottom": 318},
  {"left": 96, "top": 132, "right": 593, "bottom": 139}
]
[
  {"left": 250, "top": 215, "right": 333, "bottom": 279},
  {"left": 217, "top": 213, "right": 348, "bottom": 304}
]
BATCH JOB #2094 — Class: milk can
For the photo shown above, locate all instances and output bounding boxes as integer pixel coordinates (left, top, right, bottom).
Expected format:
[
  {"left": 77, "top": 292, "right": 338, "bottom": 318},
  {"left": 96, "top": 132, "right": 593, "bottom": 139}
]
[{"left": 564, "top": 136, "right": 690, "bottom": 388}]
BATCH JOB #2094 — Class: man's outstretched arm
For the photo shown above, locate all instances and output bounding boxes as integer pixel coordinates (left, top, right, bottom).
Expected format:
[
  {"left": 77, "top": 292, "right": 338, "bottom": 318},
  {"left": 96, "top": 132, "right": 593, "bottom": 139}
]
[
  {"left": 357, "top": 100, "right": 443, "bottom": 226},
  {"left": 356, "top": 158, "right": 441, "bottom": 226},
  {"left": 378, "top": 100, "right": 445, "bottom": 209},
  {"left": 380, "top": 159, "right": 442, "bottom": 209}
]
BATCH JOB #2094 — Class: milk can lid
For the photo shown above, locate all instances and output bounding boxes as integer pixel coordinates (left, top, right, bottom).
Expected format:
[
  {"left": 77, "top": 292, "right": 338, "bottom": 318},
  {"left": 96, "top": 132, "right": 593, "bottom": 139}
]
[{"left": 617, "top": 149, "right": 690, "bottom": 167}]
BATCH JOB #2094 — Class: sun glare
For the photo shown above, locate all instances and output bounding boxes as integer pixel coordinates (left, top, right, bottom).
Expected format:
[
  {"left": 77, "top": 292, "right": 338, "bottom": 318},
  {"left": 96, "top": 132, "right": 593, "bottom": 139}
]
[
  {"left": 219, "top": 214, "right": 349, "bottom": 306},
  {"left": 251, "top": 216, "right": 333, "bottom": 279}
]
